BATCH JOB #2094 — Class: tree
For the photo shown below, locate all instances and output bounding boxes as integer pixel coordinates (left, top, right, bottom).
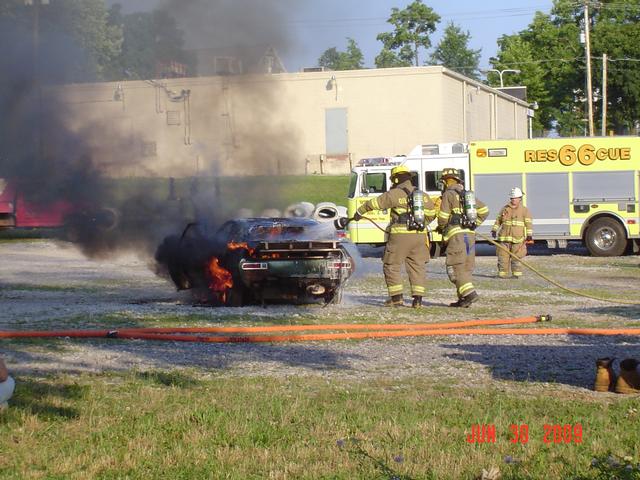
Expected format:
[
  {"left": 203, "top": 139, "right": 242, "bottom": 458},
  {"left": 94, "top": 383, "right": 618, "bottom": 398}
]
[
  {"left": 0, "top": 0, "right": 123, "bottom": 83},
  {"left": 318, "top": 38, "right": 365, "bottom": 70},
  {"left": 430, "top": 22, "right": 481, "bottom": 79},
  {"left": 590, "top": 0, "right": 640, "bottom": 134},
  {"left": 374, "top": 48, "right": 412, "bottom": 68},
  {"left": 318, "top": 48, "right": 341, "bottom": 70},
  {"left": 43, "top": 0, "right": 123, "bottom": 81},
  {"left": 490, "top": 34, "right": 550, "bottom": 133},
  {"left": 376, "top": 0, "right": 440, "bottom": 67},
  {"left": 491, "top": 0, "right": 640, "bottom": 135},
  {"left": 106, "top": 5, "right": 193, "bottom": 80}
]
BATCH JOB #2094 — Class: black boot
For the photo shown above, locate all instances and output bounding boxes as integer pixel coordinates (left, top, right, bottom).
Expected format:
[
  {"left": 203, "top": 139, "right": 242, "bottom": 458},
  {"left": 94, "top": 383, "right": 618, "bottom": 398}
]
[
  {"left": 458, "top": 291, "right": 479, "bottom": 308},
  {"left": 411, "top": 296, "right": 423, "bottom": 309},
  {"left": 384, "top": 294, "right": 404, "bottom": 307}
]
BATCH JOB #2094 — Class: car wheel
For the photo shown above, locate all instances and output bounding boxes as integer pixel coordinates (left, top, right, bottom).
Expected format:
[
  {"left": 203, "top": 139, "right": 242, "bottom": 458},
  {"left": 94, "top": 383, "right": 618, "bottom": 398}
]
[
  {"left": 223, "top": 251, "right": 252, "bottom": 307},
  {"left": 226, "top": 287, "right": 246, "bottom": 307},
  {"left": 585, "top": 217, "right": 627, "bottom": 257}
]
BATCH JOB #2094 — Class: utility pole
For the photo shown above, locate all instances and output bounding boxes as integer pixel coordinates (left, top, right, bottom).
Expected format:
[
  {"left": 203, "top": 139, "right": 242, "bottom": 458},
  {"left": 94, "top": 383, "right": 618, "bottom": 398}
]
[
  {"left": 25, "top": 0, "right": 49, "bottom": 160},
  {"left": 602, "top": 53, "right": 608, "bottom": 136},
  {"left": 584, "top": 1, "right": 594, "bottom": 136}
]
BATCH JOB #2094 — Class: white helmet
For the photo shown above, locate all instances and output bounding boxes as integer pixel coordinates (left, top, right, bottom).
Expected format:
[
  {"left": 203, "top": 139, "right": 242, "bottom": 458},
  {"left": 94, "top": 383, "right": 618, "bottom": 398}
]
[{"left": 510, "top": 187, "right": 524, "bottom": 198}]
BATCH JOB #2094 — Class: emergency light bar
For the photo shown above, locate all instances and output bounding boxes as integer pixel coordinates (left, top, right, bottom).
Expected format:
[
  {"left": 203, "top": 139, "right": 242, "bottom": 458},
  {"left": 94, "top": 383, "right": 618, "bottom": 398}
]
[{"left": 357, "top": 157, "right": 391, "bottom": 167}]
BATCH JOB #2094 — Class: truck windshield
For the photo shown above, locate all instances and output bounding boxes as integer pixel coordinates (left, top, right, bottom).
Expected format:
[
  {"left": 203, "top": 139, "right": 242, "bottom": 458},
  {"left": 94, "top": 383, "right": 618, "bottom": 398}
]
[
  {"left": 425, "top": 170, "right": 465, "bottom": 191},
  {"left": 348, "top": 173, "right": 358, "bottom": 198},
  {"left": 363, "top": 172, "right": 387, "bottom": 194}
]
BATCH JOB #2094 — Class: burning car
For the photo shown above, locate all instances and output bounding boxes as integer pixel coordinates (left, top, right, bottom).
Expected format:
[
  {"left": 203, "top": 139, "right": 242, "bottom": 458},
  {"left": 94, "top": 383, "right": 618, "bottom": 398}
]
[{"left": 155, "top": 217, "right": 354, "bottom": 306}]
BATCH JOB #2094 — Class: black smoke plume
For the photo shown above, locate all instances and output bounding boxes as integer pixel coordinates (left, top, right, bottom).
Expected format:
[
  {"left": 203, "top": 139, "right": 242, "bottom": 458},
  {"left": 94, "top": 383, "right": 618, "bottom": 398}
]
[{"left": 1, "top": 1, "right": 304, "bottom": 261}]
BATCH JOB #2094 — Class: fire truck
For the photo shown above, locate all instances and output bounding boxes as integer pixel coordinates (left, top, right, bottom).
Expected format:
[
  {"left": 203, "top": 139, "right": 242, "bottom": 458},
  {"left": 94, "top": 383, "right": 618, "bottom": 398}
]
[
  {"left": 0, "top": 177, "right": 118, "bottom": 234},
  {"left": 346, "top": 137, "right": 640, "bottom": 256},
  {"left": 0, "top": 178, "right": 75, "bottom": 229}
]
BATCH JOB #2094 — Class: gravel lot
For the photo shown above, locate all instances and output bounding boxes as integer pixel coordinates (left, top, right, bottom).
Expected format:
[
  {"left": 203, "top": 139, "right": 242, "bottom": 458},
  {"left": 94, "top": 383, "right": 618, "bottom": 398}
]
[{"left": 1, "top": 240, "right": 640, "bottom": 392}]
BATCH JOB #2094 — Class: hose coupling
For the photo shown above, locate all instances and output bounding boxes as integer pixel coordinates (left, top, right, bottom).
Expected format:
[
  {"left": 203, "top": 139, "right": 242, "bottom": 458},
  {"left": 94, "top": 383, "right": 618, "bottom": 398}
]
[
  {"left": 106, "top": 330, "right": 119, "bottom": 338},
  {"left": 536, "top": 314, "right": 552, "bottom": 323}
]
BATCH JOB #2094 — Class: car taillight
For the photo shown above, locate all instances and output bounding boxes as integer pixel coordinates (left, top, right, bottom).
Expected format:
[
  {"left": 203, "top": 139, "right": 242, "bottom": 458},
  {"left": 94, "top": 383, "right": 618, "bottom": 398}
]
[
  {"left": 241, "top": 262, "right": 268, "bottom": 270},
  {"left": 330, "top": 260, "right": 352, "bottom": 269}
]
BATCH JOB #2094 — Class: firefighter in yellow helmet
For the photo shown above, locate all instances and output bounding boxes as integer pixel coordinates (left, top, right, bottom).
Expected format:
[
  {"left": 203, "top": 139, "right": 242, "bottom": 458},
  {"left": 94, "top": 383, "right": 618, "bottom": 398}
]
[
  {"left": 354, "top": 165, "right": 436, "bottom": 308},
  {"left": 491, "top": 187, "right": 533, "bottom": 278},
  {"left": 437, "top": 168, "right": 489, "bottom": 307}
]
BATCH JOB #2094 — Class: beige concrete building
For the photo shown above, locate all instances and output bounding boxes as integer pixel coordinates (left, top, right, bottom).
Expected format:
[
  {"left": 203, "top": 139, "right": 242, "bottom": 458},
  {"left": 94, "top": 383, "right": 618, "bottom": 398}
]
[{"left": 52, "top": 66, "right": 529, "bottom": 177}]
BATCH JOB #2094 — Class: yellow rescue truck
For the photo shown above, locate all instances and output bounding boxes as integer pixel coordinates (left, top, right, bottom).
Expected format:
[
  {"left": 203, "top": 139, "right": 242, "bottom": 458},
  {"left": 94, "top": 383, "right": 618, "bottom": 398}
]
[
  {"left": 470, "top": 136, "right": 640, "bottom": 256},
  {"left": 347, "top": 137, "right": 640, "bottom": 256}
]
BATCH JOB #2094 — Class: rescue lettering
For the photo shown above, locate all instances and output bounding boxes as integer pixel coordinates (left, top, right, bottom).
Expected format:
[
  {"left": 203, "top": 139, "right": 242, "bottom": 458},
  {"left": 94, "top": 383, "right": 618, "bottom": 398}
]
[{"left": 524, "top": 144, "right": 631, "bottom": 166}]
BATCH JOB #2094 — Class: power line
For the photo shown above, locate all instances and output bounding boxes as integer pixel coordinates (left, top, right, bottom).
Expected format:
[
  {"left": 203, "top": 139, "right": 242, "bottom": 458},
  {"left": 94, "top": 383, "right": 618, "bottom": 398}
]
[{"left": 286, "top": 6, "right": 547, "bottom": 28}]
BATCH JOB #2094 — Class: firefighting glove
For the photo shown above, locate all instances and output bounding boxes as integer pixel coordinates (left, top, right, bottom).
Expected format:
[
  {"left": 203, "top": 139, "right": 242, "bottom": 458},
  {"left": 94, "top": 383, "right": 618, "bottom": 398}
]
[
  {"left": 491, "top": 230, "right": 497, "bottom": 239},
  {"left": 526, "top": 236, "right": 533, "bottom": 242},
  {"left": 353, "top": 211, "right": 363, "bottom": 222}
]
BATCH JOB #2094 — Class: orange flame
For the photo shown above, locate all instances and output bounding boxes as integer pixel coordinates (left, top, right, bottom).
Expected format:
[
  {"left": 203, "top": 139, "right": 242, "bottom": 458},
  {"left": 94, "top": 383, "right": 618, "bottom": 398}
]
[
  {"left": 207, "top": 257, "right": 233, "bottom": 302},
  {"left": 227, "top": 242, "right": 255, "bottom": 256}
]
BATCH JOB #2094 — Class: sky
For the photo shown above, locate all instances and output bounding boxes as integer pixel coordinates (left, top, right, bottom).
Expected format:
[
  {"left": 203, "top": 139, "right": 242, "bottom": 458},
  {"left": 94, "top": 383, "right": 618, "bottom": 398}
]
[
  {"left": 109, "top": 0, "right": 555, "bottom": 73},
  {"left": 286, "top": 0, "right": 555, "bottom": 71}
]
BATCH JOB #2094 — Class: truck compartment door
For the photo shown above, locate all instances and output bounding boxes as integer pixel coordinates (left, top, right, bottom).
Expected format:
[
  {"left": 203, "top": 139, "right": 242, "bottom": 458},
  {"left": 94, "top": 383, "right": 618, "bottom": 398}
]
[
  {"left": 473, "top": 173, "right": 522, "bottom": 235},
  {"left": 527, "top": 172, "right": 570, "bottom": 235}
]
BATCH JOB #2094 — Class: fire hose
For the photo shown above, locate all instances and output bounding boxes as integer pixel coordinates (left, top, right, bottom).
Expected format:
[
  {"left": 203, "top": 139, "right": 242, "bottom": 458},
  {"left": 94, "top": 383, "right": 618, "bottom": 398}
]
[
  {"left": 340, "top": 216, "right": 640, "bottom": 306},
  {"left": 2, "top": 316, "right": 640, "bottom": 343}
]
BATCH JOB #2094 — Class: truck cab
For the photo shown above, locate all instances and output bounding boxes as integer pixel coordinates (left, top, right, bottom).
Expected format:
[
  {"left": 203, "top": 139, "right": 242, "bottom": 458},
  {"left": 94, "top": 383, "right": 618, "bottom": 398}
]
[{"left": 347, "top": 143, "right": 470, "bottom": 246}]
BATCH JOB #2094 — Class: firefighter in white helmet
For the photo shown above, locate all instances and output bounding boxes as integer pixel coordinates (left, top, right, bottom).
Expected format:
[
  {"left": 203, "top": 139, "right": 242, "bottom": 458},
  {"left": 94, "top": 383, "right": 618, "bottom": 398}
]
[{"left": 491, "top": 187, "right": 533, "bottom": 278}]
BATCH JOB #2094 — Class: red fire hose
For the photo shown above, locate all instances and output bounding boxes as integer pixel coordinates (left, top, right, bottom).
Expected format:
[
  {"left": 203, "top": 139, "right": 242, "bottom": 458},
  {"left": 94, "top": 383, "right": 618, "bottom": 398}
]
[{"left": 1, "top": 315, "right": 640, "bottom": 343}]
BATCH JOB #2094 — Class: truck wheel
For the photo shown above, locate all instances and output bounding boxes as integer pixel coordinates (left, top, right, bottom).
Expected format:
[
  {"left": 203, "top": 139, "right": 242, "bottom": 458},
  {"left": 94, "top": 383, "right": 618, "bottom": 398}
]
[{"left": 585, "top": 217, "right": 627, "bottom": 257}]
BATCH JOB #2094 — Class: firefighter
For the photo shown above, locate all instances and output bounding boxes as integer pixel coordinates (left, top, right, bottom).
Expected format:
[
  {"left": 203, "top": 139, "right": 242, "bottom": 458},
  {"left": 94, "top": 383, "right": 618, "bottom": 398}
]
[
  {"left": 437, "top": 168, "right": 489, "bottom": 307},
  {"left": 491, "top": 187, "right": 533, "bottom": 278},
  {"left": 354, "top": 165, "right": 436, "bottom": 308}
]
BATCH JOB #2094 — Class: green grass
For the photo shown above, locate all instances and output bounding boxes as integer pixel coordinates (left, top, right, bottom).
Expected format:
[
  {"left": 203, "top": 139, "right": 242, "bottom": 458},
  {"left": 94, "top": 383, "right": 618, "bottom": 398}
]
[
  {"left": 1, "top": 374, "right": 639, "bottom": 479},
  {"left": 106, "top": 174, "right": 351, "bottom": 213},
  {"left": 0, "top": 175, "right": 351, "bottom": 240}
]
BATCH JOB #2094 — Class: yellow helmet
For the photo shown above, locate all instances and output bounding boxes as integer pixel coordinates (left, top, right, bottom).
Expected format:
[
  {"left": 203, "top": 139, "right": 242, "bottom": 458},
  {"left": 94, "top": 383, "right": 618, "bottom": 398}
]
[
  {"left": 441, "top": 168, "right": 463, "bottom": 183},
  {"left": 390, "top": 165, "right": 410, "bottom": 182}
]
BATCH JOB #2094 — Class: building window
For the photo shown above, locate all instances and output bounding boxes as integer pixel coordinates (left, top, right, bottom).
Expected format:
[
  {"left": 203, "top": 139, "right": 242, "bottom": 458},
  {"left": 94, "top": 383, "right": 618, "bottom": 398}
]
[
  {"left": 141, "top": 141, "right": 157, "bottom": 157},
  {"left": 166, "top": 110, "right": 181, "bottom": 125}
]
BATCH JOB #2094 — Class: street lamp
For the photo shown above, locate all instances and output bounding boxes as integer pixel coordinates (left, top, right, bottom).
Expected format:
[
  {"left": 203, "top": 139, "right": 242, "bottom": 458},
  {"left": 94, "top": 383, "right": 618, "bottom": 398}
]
[{"left": 486, "top": 68, "right": 521, "bottom": 88}]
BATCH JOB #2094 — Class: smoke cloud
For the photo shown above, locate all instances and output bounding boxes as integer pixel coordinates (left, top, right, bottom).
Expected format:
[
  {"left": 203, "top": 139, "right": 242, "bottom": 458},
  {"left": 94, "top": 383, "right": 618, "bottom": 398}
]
[
  {"left": 160, "top": 0, "right": 297, "bottom": 56},
  {"left": 1, "top": 0, "right": 307, "bottom": 261}
]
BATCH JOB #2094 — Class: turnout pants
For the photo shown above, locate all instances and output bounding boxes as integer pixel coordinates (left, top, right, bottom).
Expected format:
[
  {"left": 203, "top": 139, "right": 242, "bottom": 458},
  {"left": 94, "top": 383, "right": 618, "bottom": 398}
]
[
  {"left": 383, "top": 232, "right": 429, "bottom": 297},
  {"left": 497, "top": 242, "right": 527, "bottom": 277},
  {"left": 445, "top": 232, "right": 476, "bottom": 298}
]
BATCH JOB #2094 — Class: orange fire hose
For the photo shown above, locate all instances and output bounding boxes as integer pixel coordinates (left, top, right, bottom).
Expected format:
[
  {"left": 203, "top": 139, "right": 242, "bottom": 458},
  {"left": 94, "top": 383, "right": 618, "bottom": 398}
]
[
  {"left": 0, "top": 315, "right": 546, "bottom": 339},
  {"left": 118, "top": 315, "right": 549, "bottom": 334},
  {"left": 111, "top": 327, "right": 640, "bottom": 343},
  {"left": 2, "top": 315, "right": 640, "bottom": 343}
]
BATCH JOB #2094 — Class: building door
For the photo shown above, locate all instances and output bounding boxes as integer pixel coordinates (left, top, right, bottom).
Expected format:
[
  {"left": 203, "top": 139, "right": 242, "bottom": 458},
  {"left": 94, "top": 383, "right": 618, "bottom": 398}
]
[{"left": 325, "top": 108, "right": 348, "bottom": 155}]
